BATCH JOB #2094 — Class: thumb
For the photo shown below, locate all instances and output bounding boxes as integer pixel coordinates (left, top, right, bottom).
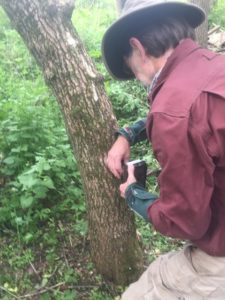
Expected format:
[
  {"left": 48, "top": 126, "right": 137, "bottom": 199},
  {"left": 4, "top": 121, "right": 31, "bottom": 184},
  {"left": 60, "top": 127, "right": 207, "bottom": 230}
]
[{"left": 127, "top": 164, "right": 135, "bottom": 180}]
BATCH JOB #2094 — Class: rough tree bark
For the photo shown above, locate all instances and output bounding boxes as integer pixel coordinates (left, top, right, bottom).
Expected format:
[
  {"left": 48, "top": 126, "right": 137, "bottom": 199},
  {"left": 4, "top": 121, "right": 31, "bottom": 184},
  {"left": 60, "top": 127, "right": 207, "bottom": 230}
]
[
  {"left": 190, "top": 0, "right": 215, "bottom": 47},
  {"left": 0, "top": 0, "right": 143, "bottom": 285}
]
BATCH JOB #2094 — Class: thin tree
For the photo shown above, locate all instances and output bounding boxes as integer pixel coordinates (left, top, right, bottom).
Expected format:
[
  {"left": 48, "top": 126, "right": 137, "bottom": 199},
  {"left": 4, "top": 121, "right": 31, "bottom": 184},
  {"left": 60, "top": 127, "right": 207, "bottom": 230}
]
[
  {"left": 190, "top": 0, "right": 216, "bottom": 47},
  {"left": 116, "top": 0, "right": 126, "bottom": 14},
  {"left": 0, "top": 0, "right": 143, "bottom": 285}
]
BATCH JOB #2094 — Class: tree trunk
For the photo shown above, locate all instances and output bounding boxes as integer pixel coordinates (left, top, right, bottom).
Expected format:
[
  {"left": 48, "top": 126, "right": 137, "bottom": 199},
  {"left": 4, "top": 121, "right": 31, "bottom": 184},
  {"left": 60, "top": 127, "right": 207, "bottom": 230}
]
[
  {"left": 116, "top": 0, "right": 127, "bottom": 14},
  {"left": 0, "top": 0, "right": 143, "bottom": 285},
  {"left": 190, "top": 0, "right": 215, "bottom": 47}
]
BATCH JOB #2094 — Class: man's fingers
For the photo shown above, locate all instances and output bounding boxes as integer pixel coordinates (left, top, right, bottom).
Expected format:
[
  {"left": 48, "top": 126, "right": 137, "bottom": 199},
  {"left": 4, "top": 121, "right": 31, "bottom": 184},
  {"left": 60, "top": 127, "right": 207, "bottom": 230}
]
[
  {"left": 105, "top": 155, "right": 122, "bottom": 179},
  {"left": 104, "top": 136, "right": 130, "bottom": 179},
  {"left": 119, "top": 183, "right": 126, "bottom": 198},
  {"left": 113, "top": 159, "right": 123, "bottom": 178}
]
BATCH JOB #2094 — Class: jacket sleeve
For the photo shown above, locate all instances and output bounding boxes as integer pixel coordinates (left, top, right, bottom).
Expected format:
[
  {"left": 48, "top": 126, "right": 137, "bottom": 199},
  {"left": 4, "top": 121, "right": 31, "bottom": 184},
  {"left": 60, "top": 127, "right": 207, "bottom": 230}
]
[
  {"left": 148, "top": 108, "right": 215, "bottom": 241},
  {"left": 116, "top": 118, "right": 147, "bottom": 145},
  {"left": 125, "top": 183, "right": 158, "bottom": 221}
]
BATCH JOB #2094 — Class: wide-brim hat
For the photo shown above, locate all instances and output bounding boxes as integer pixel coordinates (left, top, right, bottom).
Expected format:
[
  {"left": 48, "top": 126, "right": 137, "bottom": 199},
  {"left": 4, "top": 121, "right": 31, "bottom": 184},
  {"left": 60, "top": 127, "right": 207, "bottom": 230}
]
[{"left": 102, "top": 0, "right": 205, "bottom": 80}]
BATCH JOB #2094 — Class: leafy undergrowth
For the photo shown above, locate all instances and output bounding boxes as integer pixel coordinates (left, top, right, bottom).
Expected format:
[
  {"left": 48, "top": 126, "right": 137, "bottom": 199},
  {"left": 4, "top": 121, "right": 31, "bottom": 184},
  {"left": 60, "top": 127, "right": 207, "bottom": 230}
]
[
  {"left": 136, "top": 219, "right": 184, "bottom": 265},
  {"left": 0, "top": 216, "right": 119, "bottom": 300},
  {"left": 0, "top": 215, "right": 183, "bottom": 300}
]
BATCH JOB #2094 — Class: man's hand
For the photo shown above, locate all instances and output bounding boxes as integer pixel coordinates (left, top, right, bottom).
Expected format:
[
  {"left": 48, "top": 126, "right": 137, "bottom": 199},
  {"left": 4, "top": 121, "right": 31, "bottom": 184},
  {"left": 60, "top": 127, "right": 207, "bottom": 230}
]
[
  {"left": 105, "top": 136, "right": 130, "bottom": 179},
  {"left": 119, "top": 164, "right": 136, "bottom": 198}
]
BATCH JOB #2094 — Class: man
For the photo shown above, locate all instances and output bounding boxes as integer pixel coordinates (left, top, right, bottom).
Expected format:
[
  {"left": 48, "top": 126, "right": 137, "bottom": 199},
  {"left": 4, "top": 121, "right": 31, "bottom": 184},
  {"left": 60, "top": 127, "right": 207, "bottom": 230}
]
[{"left": 102, "top": 0, "right": 225, "bottom": 299}]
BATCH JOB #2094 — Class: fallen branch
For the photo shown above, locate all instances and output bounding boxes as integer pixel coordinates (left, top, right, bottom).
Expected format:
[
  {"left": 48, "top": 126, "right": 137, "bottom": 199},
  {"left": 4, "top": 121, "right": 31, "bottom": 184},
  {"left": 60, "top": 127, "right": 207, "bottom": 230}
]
[
  {"left": 29, "top": 261, "right": 41, "bottom": 280},
  {"left": 208, "top": 25, "right": 221, "bottom": 36},
  {"left": 0, "top": 282, "right": 101, "bottom": 300},
  {"left": 17, "top": 282, "right": 101, "bottom": 299},
  {"left": 17, "top": 282, "right": 65, "bottom": 299}
]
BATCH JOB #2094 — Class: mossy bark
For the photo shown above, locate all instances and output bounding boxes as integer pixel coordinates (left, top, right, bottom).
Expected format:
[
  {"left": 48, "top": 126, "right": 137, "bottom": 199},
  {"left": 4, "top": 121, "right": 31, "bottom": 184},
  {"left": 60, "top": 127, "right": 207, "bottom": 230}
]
[{"left": 0, "top": 0, "right": 143, "bottom": 285}]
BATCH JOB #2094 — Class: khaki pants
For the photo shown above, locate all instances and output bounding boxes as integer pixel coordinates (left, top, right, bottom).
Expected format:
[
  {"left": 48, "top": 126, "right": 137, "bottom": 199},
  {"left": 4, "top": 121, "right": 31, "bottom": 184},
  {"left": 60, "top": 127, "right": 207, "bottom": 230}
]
[{"left": 121, "top": 244, "right": 225, "bottom": 300}]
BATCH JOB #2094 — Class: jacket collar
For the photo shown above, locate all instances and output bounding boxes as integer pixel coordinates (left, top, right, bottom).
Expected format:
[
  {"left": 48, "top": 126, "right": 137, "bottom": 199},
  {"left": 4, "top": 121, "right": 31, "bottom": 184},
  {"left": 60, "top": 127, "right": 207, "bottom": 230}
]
[{"left": 148, "top": 39, "right": 201, "bottom": 103}]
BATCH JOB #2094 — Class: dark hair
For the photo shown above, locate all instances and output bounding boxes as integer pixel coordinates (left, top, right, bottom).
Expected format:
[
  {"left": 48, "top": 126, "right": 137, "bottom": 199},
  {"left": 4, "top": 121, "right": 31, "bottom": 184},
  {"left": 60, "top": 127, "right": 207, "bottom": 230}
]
[{"left": 123, "top": 17, "right": 196, "bottom": 58}]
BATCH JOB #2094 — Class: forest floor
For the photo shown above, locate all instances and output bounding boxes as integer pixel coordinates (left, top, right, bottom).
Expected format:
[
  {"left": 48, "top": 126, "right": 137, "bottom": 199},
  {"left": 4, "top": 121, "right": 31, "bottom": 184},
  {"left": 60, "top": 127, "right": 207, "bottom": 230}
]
[{"left": 0, "top": 217, "right": 183, "bottom": 300}]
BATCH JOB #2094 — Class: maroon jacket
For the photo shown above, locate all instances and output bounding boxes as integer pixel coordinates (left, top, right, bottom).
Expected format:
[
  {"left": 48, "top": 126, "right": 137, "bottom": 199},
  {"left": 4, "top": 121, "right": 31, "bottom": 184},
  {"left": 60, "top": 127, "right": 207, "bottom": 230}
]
[{"left": 147, "top": 39, "right": 225, "bottom": 256}]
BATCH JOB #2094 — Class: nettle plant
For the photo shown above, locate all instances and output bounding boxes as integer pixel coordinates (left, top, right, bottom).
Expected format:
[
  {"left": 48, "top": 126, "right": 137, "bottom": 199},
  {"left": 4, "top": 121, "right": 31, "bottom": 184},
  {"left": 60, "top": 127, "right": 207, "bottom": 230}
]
[
  {"left": 0, "top": 92, "right": 84, "bottom": 229},
  {"left": 0, "top": 13, "right": 84, "bottom": 231}
]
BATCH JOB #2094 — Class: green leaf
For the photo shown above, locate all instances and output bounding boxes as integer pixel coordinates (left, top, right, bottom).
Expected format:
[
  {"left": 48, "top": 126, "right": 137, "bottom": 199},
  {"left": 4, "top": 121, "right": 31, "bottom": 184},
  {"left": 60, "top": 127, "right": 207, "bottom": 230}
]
[
  {"left": 15, "top": 217, "right": 23, "bottom": 225},
  {"left": 62, "top": 290, "right": 78, "bottom": 300},
  {"left": 24, "top": 233, "right": 33, "bottom": 243},
  {"left": 3, "top": 157, "right": 15, "bottom": 164},
  {"left": 33, "top": 185, "right": 48, "bottom": 198},
  {"left": 40, "top": 293, "right": 51, "bottom": 300},
  {"left": 41, "top": 277, "right": 48, "bottom": 288},
  {"left": 42, "top": 176, "right": 55, "bottom": 189},
  {"left": 18, "top": 174, "right": 38, "bottom": 189},
  {"left": 20, "top": 196, "right": 34, "bottom": 209},
  {"left": 35, "top": 157, "right": 51, "bottom": 173}
]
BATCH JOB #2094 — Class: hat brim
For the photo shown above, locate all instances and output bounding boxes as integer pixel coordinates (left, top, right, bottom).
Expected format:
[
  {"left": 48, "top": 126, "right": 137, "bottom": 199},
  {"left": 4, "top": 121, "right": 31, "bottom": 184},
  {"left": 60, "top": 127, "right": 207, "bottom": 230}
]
[{"left": 102, "top": 2, "right": 205, "bottom": 80}]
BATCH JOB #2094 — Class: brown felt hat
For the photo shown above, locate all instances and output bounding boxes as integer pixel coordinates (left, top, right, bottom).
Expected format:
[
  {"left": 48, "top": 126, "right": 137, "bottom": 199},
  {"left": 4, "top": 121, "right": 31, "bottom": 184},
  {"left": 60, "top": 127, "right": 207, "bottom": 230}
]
[{"left": 102, "top": 0, "right": 205, "bottom": 80}]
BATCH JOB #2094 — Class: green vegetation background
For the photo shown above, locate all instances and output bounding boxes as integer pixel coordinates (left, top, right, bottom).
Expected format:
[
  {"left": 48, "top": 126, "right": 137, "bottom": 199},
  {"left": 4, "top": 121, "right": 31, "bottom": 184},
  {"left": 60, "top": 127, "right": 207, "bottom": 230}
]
[{"left": 0, "top": 0, "right": 224, "bottom": 299}]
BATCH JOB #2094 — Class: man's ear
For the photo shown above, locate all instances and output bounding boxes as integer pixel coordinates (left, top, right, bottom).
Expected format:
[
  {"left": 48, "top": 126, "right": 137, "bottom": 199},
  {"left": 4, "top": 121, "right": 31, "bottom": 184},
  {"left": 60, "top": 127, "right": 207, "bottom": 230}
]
[{"left": 129, "top": 37, "right": 146, "bottom": 60}]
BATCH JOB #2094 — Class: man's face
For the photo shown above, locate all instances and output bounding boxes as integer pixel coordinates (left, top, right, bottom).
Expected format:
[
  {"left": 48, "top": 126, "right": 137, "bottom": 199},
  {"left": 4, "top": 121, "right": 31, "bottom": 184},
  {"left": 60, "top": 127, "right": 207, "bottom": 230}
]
[{"left": 124, "top": 48, "right": 156, "bottom": 87}]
